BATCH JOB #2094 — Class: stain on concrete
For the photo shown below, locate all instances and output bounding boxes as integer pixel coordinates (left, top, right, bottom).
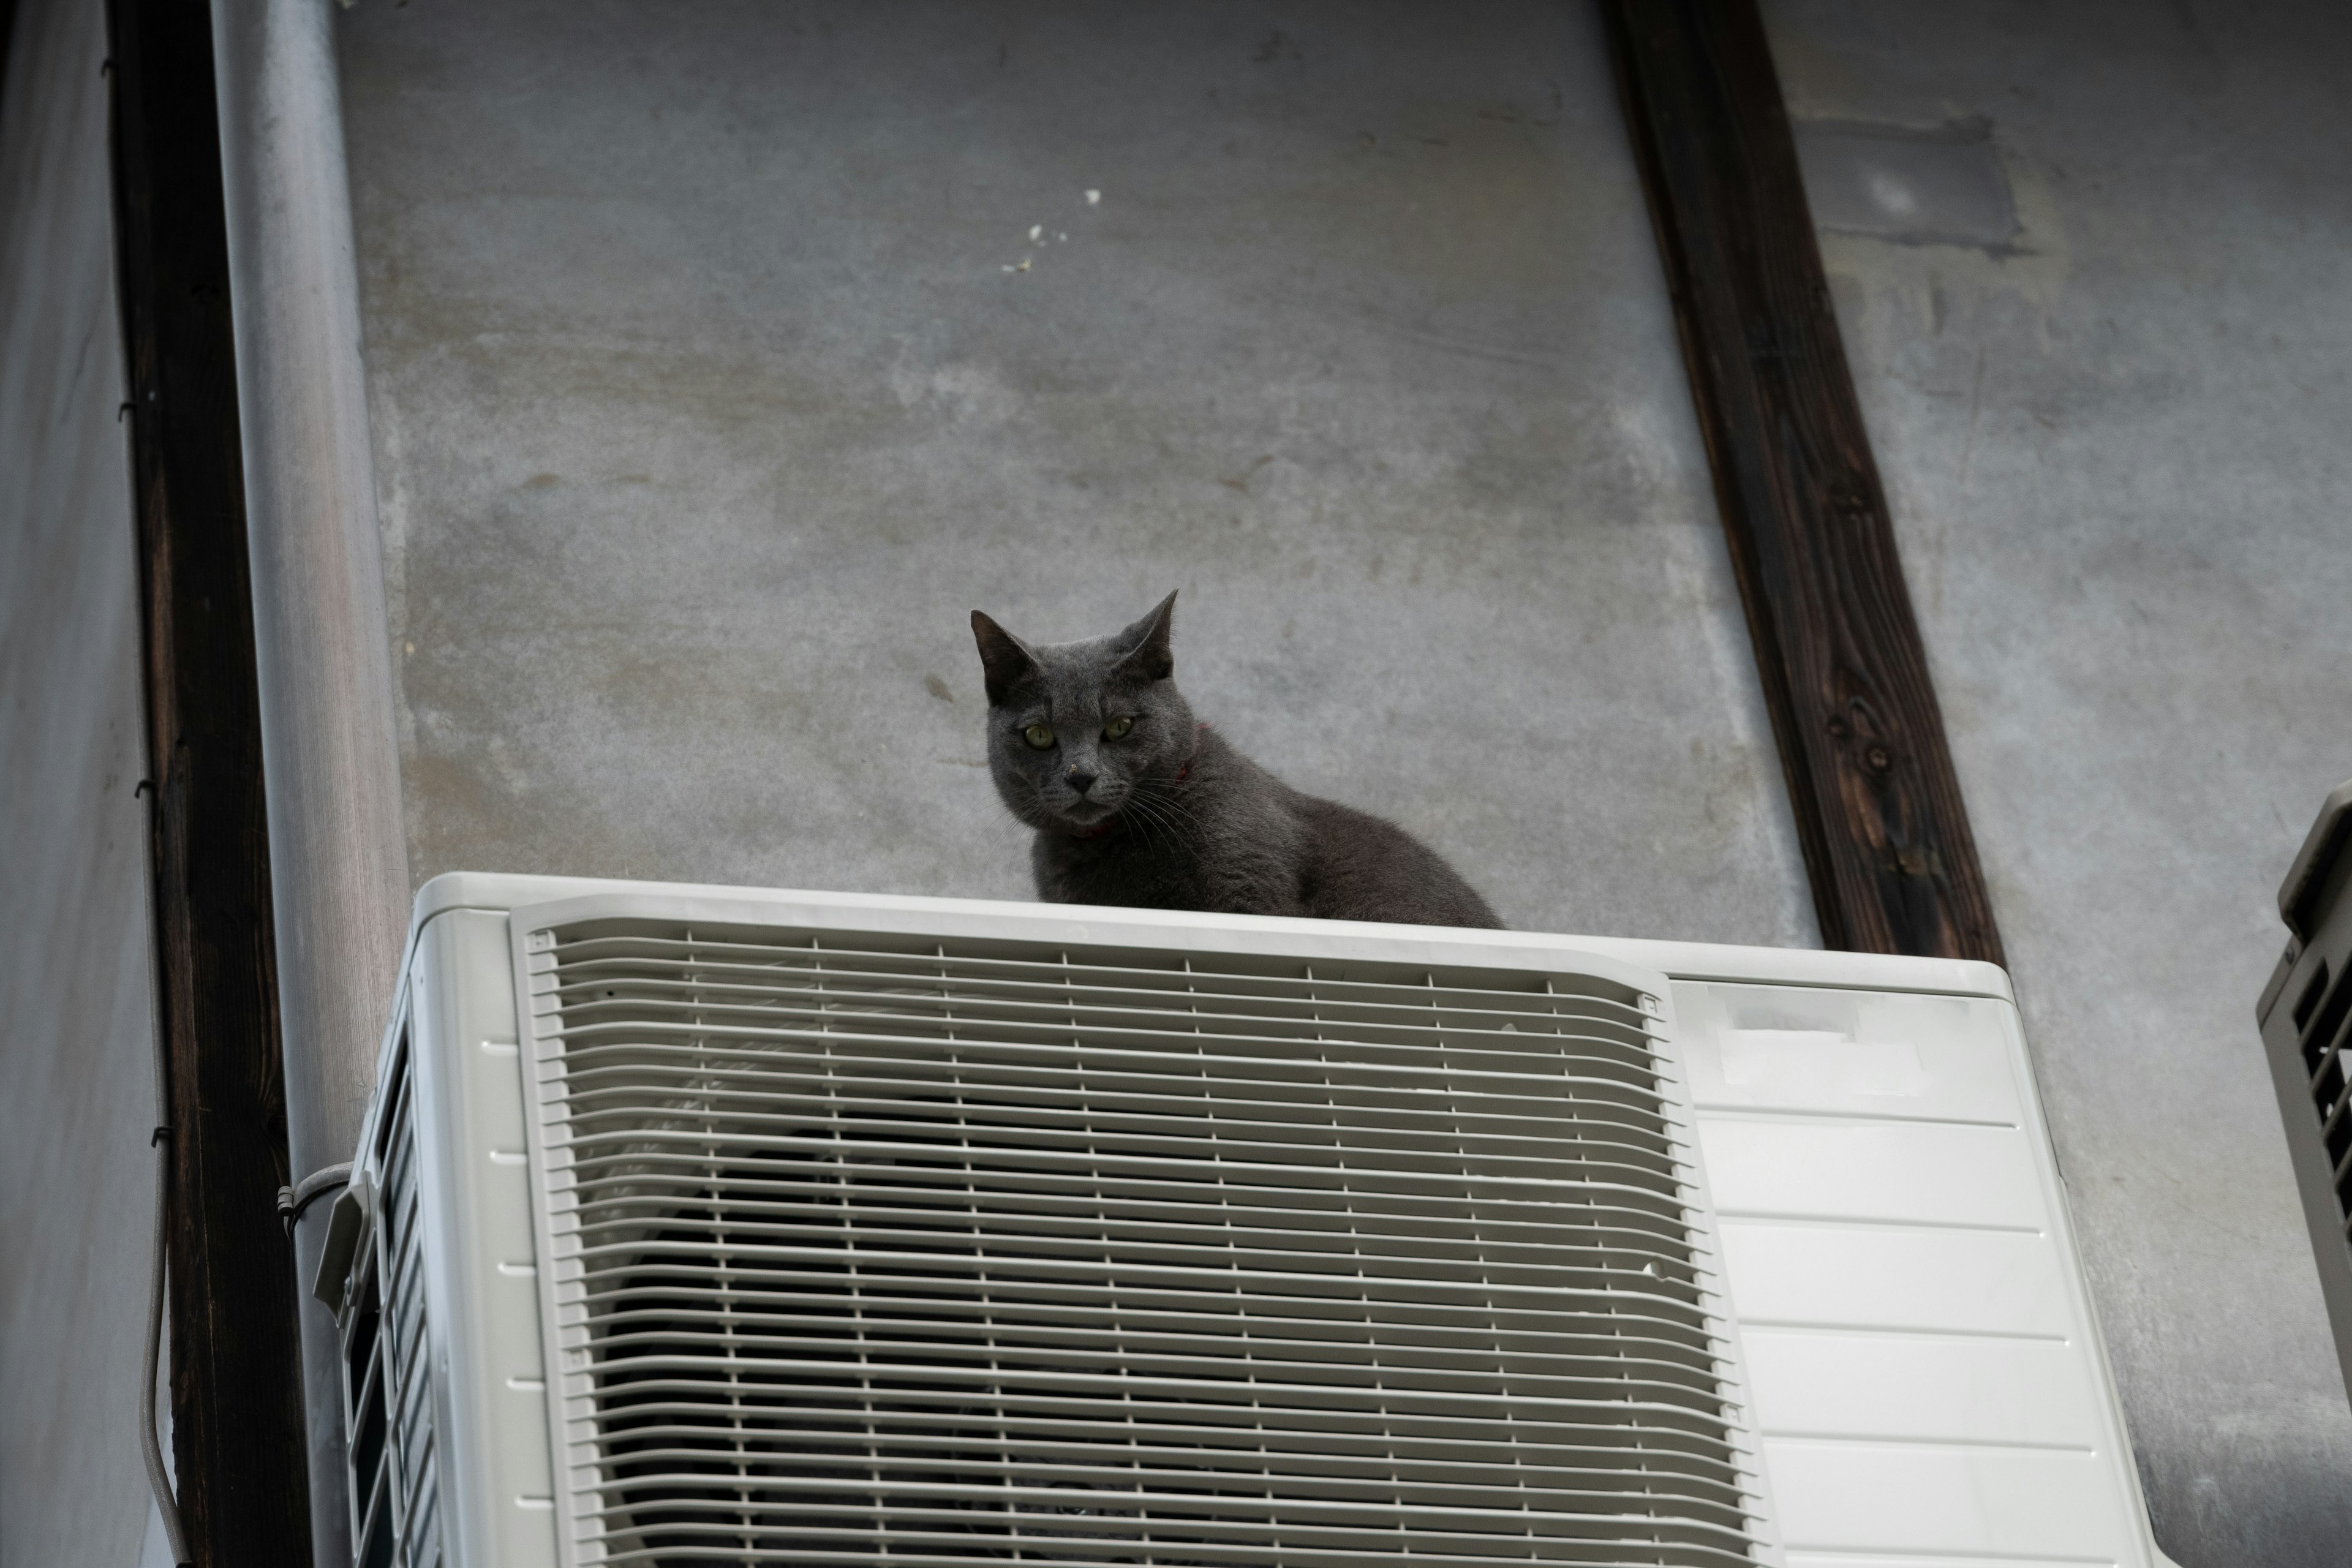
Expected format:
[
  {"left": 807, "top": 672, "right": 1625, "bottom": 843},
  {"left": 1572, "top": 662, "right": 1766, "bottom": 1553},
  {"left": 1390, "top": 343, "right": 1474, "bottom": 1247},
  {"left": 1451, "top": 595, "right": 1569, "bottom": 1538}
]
[{"left": 1794, "top": 116, "right": 2021, "bottom": 253}]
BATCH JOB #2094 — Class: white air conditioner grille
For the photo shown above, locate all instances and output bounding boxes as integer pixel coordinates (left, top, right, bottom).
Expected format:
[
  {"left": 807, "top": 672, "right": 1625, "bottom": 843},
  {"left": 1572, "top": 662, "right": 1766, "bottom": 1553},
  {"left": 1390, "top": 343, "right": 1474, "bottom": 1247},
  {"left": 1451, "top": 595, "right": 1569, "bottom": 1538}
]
[
  {"left": 521, "top": 919, "right": 1764, "bottom": 1567},
  {"left": 342, "top": 1028, "right": 447, "bottom": 1568}
]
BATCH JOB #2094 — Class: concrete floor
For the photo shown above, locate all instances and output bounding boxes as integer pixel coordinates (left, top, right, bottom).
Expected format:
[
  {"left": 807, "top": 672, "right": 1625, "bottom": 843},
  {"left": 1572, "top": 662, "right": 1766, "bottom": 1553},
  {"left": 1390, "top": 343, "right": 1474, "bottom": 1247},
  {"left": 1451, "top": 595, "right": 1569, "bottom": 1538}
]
[
  {"left": 1764, "top": 2, "right": 2352, "bottom": 1561},
  {"left": 338, "top": 0, "right": 1816, "bottom": 949},
  {"left": 0, "top": 1, "right": 174, "bottom": 1561}
]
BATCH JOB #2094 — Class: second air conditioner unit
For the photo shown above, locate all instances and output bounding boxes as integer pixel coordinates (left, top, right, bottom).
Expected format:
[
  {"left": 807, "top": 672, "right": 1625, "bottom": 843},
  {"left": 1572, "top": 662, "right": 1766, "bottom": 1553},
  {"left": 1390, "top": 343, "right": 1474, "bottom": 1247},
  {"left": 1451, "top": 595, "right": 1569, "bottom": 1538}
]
[
  {"left": 2256, "top": 777, "right": 2352, "bottom": 1414},
  {"left": 315, "top": 872, "right": 2180, "bottom": 1568}
]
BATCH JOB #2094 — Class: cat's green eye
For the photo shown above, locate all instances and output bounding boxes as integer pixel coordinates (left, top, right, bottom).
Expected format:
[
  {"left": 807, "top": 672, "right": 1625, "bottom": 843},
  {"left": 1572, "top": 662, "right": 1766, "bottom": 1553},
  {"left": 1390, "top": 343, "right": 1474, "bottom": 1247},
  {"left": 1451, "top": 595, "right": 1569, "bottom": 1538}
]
[
  {"left": 1022, "top": 723, "right": 1056, "bottom": 750},
  {"left": 1103, "top": 715, "right": 1134, "bottom": 741}
]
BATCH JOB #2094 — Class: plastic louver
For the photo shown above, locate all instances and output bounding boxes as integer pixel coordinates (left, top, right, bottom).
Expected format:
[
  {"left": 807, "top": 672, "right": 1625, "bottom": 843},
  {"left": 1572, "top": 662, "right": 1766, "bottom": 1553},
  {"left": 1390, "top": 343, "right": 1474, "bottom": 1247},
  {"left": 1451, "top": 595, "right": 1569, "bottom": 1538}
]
[
  {"left": 2287, "top": 959, "right": 2352, "bottom": 1229},
  {"left": 517, "top": 918, "right": 1768, "bottom": 1568},
  {"left": 2262, "top": 778, "right": 2352, "bottom": 1428},
  {"left": 339, "top": 1030, "right": 447, "bottom": 1568}
]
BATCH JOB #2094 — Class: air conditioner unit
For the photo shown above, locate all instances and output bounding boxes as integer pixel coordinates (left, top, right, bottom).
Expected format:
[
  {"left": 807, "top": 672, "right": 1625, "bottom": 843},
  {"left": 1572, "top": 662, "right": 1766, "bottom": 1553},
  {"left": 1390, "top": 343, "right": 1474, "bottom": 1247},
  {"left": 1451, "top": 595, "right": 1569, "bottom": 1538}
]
[
  {"left": 2257, "top": 777, "right": 2352, "bottom": 1413},
  {"left": 315, "top": 872, "right": 2179, "bottom": 1568}
]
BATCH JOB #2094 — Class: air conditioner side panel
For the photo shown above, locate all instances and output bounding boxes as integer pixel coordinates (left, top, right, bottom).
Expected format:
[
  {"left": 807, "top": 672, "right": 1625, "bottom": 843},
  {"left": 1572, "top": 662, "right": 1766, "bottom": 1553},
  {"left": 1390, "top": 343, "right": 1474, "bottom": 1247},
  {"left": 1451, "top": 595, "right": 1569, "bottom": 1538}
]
[
  {"left": 1676, "top": 981, "right": 2168, "bottom": 1568},
  {"left": 413, "top": 908, "right": 561, "bottom": 1568}
]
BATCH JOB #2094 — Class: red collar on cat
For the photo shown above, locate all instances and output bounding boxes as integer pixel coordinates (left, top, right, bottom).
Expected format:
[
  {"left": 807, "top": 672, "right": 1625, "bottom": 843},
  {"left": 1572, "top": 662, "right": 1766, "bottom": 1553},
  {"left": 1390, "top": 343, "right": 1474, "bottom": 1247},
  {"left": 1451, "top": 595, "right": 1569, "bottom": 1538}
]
[{"left": 1071, "top": 726, "right": 1204, "bottom": 839}]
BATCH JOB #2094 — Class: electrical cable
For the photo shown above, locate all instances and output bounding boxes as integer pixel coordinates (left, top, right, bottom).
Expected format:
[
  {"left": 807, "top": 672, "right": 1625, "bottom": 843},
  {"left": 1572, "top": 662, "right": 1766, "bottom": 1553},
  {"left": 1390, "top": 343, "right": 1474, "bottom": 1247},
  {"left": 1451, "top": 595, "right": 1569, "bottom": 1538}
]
[
  {"left": 141, "top": 977, "right": 192, "bottom": 1566},
  {"left": 132, "top": 756, "right": 191, "bottom": 1566},
  {"left": 279, "top": 1164, "right": 354, "bottom": 1238}
]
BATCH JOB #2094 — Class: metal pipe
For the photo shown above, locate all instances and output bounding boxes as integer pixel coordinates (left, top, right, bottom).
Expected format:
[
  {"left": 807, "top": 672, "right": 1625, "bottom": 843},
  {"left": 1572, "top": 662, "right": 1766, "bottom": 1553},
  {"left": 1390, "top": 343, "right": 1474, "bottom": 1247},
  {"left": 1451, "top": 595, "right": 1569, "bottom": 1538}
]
[{"left": 210, "top": 2, "right": 410, "bottom": 1562}]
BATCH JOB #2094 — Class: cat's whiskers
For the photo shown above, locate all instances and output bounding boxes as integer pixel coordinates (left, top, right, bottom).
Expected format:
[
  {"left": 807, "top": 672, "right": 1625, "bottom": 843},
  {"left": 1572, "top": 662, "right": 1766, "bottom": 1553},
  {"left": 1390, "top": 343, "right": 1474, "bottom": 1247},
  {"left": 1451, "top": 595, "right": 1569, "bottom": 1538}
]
[
  {"left": 1099, "top": 790, "right": 1154, "bottom": 845},
  {"left": 1117, "top": 790, "right": 1185, "bottom": 851},
  {"left": 1132, "top": 778, "right": 1202, "bottom": 833}
]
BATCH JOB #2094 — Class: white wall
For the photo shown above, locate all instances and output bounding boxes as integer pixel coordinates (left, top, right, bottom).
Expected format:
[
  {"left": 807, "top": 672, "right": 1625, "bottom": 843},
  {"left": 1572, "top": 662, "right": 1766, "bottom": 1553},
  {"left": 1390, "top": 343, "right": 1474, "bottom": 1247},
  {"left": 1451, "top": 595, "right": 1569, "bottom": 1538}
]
[{"left": 0, "top": 0, "right": 169, "bottom": 1563}]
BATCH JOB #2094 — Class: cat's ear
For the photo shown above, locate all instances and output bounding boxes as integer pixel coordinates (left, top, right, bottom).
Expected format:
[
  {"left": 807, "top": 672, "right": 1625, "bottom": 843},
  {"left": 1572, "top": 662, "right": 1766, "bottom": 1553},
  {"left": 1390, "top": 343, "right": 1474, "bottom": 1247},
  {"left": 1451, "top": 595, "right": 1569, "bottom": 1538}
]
[
  {"left": 971, "top": 611, "right": 1038, "bottom": 706},
  {"left": 1114, "top": 590, "right": 1178, "bottom": 681}
]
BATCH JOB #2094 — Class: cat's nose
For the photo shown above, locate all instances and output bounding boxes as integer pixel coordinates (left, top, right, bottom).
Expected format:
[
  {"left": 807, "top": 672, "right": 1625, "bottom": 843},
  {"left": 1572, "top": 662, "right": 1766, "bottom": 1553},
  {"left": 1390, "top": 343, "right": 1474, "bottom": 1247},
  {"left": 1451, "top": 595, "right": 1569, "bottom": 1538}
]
[{"left": 1066, "top": 769, "right": 1098, "bottom": 794}]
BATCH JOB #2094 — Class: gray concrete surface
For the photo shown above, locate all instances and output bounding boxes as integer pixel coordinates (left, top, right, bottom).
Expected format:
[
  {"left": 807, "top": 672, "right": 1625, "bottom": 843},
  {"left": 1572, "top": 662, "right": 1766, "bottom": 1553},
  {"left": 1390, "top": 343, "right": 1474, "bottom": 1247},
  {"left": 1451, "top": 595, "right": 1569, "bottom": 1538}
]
[
  {"left": 1763, "top": 2, "right": 2352, "bottom": 1562},
  {"left": 337, "top": 0, "right": 1817, "bottom": 949},
  {"left": 334, "top": 1, "right": 2352, "bottom": 1561},
  {"left": 0, "top": 0, "right": 171, "bottom": 1561}
]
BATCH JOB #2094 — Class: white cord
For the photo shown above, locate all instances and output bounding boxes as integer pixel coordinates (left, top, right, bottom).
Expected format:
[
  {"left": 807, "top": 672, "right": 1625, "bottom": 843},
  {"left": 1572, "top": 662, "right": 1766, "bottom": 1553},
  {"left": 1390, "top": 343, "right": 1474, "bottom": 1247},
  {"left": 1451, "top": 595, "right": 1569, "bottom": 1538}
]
[
  {"left": 135, "top": 775, "right": 192, "bottom": 1566},
  {"left": 141, "top": 1115, "right": 192, "bottom": 1566}
]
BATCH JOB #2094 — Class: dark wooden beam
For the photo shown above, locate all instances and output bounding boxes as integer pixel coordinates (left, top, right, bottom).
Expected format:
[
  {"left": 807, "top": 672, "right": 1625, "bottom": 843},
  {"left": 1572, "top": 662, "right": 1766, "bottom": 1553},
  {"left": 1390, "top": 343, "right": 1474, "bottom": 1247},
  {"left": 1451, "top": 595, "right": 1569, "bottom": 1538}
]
[
  {"left": 106, "top": 1, "right": 317, "bottom": 1562},
  {"left": 0, "top": 3, "right": 18, "bottom": 122},
  {"left": 1602, "top": 0, "right": 2004, "bottom": 965}
]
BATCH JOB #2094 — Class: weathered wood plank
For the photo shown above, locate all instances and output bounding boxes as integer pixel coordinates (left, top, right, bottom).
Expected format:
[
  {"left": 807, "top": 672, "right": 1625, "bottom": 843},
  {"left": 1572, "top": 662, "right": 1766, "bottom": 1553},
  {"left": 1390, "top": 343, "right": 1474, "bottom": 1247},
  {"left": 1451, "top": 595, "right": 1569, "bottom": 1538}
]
[
  {"left": 106, "top": 1, "right": 317, "bottom": 1561},
  {"left": 1604, "top": 0, "right": 2004, "bottom": 965}
]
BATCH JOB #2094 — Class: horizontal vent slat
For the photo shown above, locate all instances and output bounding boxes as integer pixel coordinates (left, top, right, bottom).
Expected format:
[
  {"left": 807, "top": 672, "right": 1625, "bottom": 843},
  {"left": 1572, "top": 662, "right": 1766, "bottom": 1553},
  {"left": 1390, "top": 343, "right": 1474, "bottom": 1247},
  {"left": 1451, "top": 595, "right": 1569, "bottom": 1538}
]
[
  {"left": 578, "top": 1528, "right": 1762, "bottom": 1568},
  {"left": 565, "top": 1206, "right": 1708, "bottom": 1272},
  {"left": 573, "top": 1364, "right": 1738, "bottom": 1435},
  {"left": 549, "top": 978, "right": 1653, "bottom": 1039},
  {"left": 565, "top": 1172, "right": 1702, "bottom": 1235},
  {"left": 562, "top": 1154, "right": 1697, "bottom": 1226},
  {"left": 541, "top": 933, "right": 1651, "bottom": 1008},
  {"left": 545, "top": 1022, "right": 1654, "bottom": 1084},
  {"left": 552, "top": 1071, "right": 1681, "bottom": 1140},
  {"left": 584, "top": 1431, "right": 1747, "bottom": 1483},
  {"left": 549, "top": 1132, "right": 1696, "bottom": 1205},
  {"left": 573, "top": 1401, "right": 1749, "bottom": 1466},
  {"left": 583, "top": 1334, "right": 1725, "bottom": 1398},
  {"left": 575, "top": 1296, "right": 1724, "bottom": 1365},
  {"left": 570, "top": 1488, "right": 1756, "bottom": 1539},
  {"left": 567, "top": 1281, "right": 1727, "bottom": 1355}
]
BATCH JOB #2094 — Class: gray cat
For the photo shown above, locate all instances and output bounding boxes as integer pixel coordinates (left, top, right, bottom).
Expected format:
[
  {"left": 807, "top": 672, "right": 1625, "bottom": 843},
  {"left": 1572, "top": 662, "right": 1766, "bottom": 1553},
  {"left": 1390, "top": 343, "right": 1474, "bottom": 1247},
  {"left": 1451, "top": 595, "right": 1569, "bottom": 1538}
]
[{"left": 970, "top": 592, "right": 1501, "bottom": 928}]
